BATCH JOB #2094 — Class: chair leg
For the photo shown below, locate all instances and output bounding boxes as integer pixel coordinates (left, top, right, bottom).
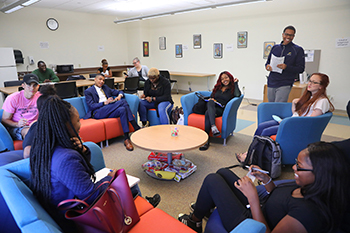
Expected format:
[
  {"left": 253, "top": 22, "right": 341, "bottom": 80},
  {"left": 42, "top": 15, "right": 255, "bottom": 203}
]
[
  {"left": 175, "top": 83, "right": 179, "bottom": 94},
  {"left": 100, "top": 141, "right": 103, "bottom": 148},
  {"left": 223, "top": 138, "right": 227, "bottom": 146},
  {"left": 106, "top": 140, "right": 109, "bottom": 147}
]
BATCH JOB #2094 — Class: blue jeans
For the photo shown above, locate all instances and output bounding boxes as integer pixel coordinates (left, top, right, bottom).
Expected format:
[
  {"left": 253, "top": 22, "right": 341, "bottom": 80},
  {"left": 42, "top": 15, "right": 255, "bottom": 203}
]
[
  {"left": 254, "top": 120, "right": 279, "bottom": 136},
  {"left": 138, "top": 100, "right": 172, "bottom": 124}
]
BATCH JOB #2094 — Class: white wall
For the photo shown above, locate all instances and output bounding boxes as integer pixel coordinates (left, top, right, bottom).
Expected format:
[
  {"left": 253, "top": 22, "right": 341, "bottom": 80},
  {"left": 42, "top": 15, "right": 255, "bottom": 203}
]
[
  {"left": 0, "top": 8, "right": 129, "bottom": 72},
  {"left": 0, "top": 0, "right": 349, "bottom": 109},
  {"left": 123, "top": 0, "right": 350, "bottom": 110}
]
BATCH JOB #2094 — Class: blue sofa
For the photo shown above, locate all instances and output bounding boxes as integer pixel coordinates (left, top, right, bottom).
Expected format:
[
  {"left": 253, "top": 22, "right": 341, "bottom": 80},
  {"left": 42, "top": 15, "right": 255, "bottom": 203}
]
[{"left": 64, "top": 94, "right": 139, "bottom": 146}]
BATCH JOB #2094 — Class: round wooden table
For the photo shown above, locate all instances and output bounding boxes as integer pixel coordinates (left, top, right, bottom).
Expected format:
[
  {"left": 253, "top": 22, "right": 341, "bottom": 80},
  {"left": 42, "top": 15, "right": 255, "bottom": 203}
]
[
  {"left": 131, "top": 125, "right": 208, "bottom": 163},
  {"left": 131, "top": 125, "right": 208, "bottom": 180}
]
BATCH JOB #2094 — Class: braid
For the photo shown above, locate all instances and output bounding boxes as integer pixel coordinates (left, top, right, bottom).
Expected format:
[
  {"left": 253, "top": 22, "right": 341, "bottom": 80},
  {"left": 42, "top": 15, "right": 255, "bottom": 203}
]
[{"left": 30, "top": 96, "right": 95, "bottom": 208}]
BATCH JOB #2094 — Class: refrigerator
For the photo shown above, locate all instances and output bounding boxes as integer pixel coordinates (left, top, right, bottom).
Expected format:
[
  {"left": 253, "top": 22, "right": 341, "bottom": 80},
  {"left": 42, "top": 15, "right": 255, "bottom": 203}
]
[{"left": 0, "top": 47, "right": 19, "bottom": 108}]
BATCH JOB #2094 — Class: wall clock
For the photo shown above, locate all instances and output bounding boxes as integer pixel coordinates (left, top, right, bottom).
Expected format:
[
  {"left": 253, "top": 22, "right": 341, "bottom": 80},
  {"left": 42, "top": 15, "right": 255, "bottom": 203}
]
[{"left": 46, "top": 18, "right": 59, "bottom": 31}]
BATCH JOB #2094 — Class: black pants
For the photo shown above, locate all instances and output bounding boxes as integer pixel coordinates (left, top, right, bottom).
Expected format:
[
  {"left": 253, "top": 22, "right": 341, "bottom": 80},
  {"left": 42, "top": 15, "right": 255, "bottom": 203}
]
[
  {"left": 204, "top": 100, "right": 223, "bottom": 134},
  {"left": 193, "top": 168, "right": 251, "bottom": 232}
]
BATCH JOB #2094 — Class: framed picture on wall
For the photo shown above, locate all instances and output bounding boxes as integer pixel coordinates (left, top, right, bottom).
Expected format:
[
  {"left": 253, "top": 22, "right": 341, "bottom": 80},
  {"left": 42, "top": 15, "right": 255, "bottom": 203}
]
[
  {"left": 193, "top": 34, "right": 201, "bottom": 49},
  {"left": 143, "top": 41, "right": 149, "bottom": 57},
  {"left": 237, "top": 31, "right": 247, "bottom": 48},
  {"left": 263, "top": 41, "right": 275, "bottom": 59},
  {"left": 175, "top": 44, "right": 183, "bottom": 58},
  {"left": 213, "top": 43, "right": 223, "bottom": 59},
  {"left": 159, "top": 37, "right": 166, "bottom": 50}
]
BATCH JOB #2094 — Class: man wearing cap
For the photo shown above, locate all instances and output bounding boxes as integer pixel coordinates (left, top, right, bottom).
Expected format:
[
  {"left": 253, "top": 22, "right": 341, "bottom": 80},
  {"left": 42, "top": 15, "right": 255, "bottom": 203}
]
[
  {"left": 32, "top": 60, "right": 60, "bottom": 83},
  {"left": 1, "top": 74, "right": 41, "bottom": 140}
]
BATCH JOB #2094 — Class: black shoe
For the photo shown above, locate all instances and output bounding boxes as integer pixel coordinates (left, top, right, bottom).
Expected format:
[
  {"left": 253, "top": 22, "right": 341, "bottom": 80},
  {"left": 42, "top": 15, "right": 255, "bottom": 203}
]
[
  {"left": 199, "top": 142, "right": 210, "bottom": 151},
  {"left": 145, "top": 194, "right": 161, "bottom": 208},
  {"left": 178, "top": 213, "right": 202, "bottom": 233},
  {"left": 189, "top": 202, "right": 214, "bottom": 220}
]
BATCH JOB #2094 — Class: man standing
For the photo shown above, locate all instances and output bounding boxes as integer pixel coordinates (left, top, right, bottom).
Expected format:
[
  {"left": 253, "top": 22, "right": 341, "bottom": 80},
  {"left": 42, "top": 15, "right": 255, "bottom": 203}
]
[
  {"left": 1, "top": 74, "right": 41, "bottom": 140},
  {"left": 84, "top": 74, "right": 140, "bottom": 151},
  {"left": 265, "top": 25, "right": 305, "bottom": 102},
  {"left": 32, "top": 61, "right": 60, "bottom": 83}
]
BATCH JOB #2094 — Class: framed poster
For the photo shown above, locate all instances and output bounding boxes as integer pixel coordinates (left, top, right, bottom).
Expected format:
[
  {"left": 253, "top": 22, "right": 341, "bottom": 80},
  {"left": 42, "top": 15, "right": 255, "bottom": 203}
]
[
  {"left": 159, "top": 37, "right": 166, "bottom": 50},
  {"left": 175, "top": 44, "right": 182, "bottom": 58},
  {"left": 193, "top": 34, "right": 201, "bottom": 49},
  {"left": 237, "top": 31, "right": 247, "bottom": 48},
  {"left": 263, "top": 41, "right": 275, "bottom": 59},
  {"left": 213, "top": 43, "right": 223, "bottom": 59},
  {"left": 143, "top": 41, "right": 149, "bottom": 57}
]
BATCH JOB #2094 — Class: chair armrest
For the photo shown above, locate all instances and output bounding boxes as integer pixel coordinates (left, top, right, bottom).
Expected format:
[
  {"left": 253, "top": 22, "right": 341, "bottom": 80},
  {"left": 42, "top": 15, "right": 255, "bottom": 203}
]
[
  {"left": 221, "top": 95, "right": 243, "bottom": 138},
  {"left": 0, "top": 122, "right": 15, "bottom": 151},
  {"left": 84, "top": 141, "right": 106, "bottom": 172},
  {"left": 276, "top": 112, "right": 332, "bottom": 164},
  {"left": 124, "top": 93, "right": 140, "bottom": 118},
  {"left": 229, "top": 219, "right": 266, "bottom": 233},
  {"left": 257, "top": 102, "right": 292, "bottom": 125},
  {"left": 181, "top": 91, "right": 211, "bottom": 125}
]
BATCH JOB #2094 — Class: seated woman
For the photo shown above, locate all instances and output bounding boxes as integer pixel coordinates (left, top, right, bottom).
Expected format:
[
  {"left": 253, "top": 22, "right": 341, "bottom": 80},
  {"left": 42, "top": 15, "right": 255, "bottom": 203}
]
[
  {"left": 197, "top": 71, "right": 241, "bottom": 151},
  {"left": 178, "top": 141, "right": 350, "bottom": 233},
  {"left": 97, "top": 58, "right": 113, "bottom": 78},
  {"left": 256, "top": 72, "right": 334, "bottom": 136},
  {"left": 30, "top": 96, "right": 160, "bottom": 232},
  {"left": 127, "top": 57, "right": 149, "bottom": 88},
  {"left": 237, "top": 72, "right": 334, "bottom": 160},
  {"left": 138, "top": 68, "right": 173, "bottom": 126}
]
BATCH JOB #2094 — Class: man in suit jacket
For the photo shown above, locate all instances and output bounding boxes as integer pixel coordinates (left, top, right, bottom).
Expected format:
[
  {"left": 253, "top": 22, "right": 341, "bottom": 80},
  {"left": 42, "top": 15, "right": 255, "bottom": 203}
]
[{"left": 84, "top": 74, "right": 140, "bottom": 151}]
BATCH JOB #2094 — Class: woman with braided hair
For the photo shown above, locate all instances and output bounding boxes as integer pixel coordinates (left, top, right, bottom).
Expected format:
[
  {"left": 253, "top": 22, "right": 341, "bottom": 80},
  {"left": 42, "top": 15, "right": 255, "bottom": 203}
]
[{"left": 30, "top": 96, "right": 116, "bottom": 232}]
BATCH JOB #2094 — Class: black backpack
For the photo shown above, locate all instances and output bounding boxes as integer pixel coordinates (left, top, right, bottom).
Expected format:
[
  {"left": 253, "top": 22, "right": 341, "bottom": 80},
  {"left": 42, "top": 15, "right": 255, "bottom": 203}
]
[{"left": 228, "top": 135, "right": 282, "bottom": 179}]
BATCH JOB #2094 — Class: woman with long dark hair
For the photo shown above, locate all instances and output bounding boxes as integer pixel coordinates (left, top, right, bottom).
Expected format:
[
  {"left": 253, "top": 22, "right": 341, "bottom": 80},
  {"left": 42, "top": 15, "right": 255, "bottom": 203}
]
[
  {"left": 30, "top": 96, "right": 115, "bottom": 232},
  {"left": 179, "top": 141, "right": 349, "bottom": 233},
  {"left": 199, "top": 71, "right": 241, "bottom": 150}
]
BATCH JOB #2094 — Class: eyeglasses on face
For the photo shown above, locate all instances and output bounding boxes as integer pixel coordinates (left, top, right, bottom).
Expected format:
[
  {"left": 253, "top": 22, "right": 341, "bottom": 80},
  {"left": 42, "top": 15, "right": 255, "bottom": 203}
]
[
  {"left": 308, "top": 80, "right": 321, "bottom": 85},
  {"left": 284, "top": 33, "right": 295, "bottom": 37},
  {"left": 132, "top": 61, "right": 139, "bottom": 65},
  {"left": 295, "top": 158, "right": 313, "bottom": 172}
]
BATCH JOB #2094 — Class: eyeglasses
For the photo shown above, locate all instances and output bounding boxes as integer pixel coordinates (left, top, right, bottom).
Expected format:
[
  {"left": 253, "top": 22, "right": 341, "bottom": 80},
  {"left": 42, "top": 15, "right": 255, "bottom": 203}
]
[
  {"left": 132, "top": 61, "right": 138, "bottom": 65},
  {"left": 308, "top": 80, "right": 321, "bottom": 85},
  {"left": 295, "top": 159, "right": 313, "bottom": 172},
  {"left": 284, "top": 33, "right": 295, "bottom": 37}
]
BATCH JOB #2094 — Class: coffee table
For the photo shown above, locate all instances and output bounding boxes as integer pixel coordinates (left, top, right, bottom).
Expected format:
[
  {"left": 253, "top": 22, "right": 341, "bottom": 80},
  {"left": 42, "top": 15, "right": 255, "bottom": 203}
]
[{"left": 130, "top": 125, "right": 208, "bottom": 181}]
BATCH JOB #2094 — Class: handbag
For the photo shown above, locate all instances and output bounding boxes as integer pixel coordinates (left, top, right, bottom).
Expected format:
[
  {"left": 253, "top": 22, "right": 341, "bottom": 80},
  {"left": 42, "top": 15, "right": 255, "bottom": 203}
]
[{"left": 58, "top": 169, "right": 140, "bottom": 233}]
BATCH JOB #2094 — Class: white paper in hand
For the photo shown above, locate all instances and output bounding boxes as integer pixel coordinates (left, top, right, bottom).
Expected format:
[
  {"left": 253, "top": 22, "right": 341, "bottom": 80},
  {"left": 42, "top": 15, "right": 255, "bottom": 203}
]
[
  {"left": 270, "top": 54, "right": 285, "bottom": 74},
  {"left": 246, "top": 169, "right": 256, "bottom": 182}
]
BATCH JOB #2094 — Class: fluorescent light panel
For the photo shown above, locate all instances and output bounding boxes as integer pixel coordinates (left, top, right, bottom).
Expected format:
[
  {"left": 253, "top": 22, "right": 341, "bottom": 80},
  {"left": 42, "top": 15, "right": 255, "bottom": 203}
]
[
  {"left": 114, "top": 0, "right": 269, "bottom": 24},
  {"left": 0, "top": 0, "right": 40, "bottom": 14}
]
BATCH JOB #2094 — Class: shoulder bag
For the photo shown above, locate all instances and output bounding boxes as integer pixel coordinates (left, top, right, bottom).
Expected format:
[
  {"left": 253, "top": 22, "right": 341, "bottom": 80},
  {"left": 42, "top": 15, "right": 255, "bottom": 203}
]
[{"left": 58, "top": 169, "right": 140, "bottom": 233}]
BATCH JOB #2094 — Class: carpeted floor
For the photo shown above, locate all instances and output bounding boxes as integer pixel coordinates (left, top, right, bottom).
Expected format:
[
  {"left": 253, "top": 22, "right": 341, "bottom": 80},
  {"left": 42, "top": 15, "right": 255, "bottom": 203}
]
[{"left": 101, "top": 132, "right": 297, "bottom": 220}]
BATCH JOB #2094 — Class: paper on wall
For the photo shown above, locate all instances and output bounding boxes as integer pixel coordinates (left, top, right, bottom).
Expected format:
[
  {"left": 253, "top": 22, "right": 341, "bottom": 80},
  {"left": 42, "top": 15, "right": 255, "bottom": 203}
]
[{"left": 270, "top": 54, "right": 284, "bottom": 74}]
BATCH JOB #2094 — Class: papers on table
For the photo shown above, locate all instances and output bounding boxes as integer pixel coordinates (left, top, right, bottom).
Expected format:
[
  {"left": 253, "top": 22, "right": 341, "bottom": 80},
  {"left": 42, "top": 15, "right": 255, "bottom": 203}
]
[
  {"left": 270, "top": 54, "right": 285, "bottom": 74},
  {"left": 94, "top": 168, "right": 140, "bottom": 188}
]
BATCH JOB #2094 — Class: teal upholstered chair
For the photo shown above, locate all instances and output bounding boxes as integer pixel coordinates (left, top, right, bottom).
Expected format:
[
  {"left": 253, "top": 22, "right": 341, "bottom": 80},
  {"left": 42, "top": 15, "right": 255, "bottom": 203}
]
[
  {"left": 181, "top": 92, "right": 243, "bottom": 145},
  {"left": 257, "top": 102, "right": 333, "bottom": 164}
]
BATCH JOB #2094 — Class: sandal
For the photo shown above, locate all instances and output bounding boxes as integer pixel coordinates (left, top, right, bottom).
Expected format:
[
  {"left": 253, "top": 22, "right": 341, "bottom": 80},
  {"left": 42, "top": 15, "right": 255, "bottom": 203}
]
[{"left": 235, "top": 152, "right": 247, "bottom": 163}]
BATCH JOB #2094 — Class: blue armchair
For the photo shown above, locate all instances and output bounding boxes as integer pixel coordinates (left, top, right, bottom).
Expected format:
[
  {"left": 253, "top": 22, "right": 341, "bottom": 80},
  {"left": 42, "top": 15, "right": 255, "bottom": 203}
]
[
  {"left": 181, "top": 92, "right": 243, "bottom": 145},
  {"left": 205, "top": 211, "right": 266, "bottom": 233},
  {"left": 257, "top": 102, "right": 333, "bottom": 164}
]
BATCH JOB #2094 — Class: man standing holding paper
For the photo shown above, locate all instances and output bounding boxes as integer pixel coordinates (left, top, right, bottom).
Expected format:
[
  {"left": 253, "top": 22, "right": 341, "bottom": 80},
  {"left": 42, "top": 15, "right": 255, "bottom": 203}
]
[{"left": 265, "top": 25, "right": 305, "bottom": 102}]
